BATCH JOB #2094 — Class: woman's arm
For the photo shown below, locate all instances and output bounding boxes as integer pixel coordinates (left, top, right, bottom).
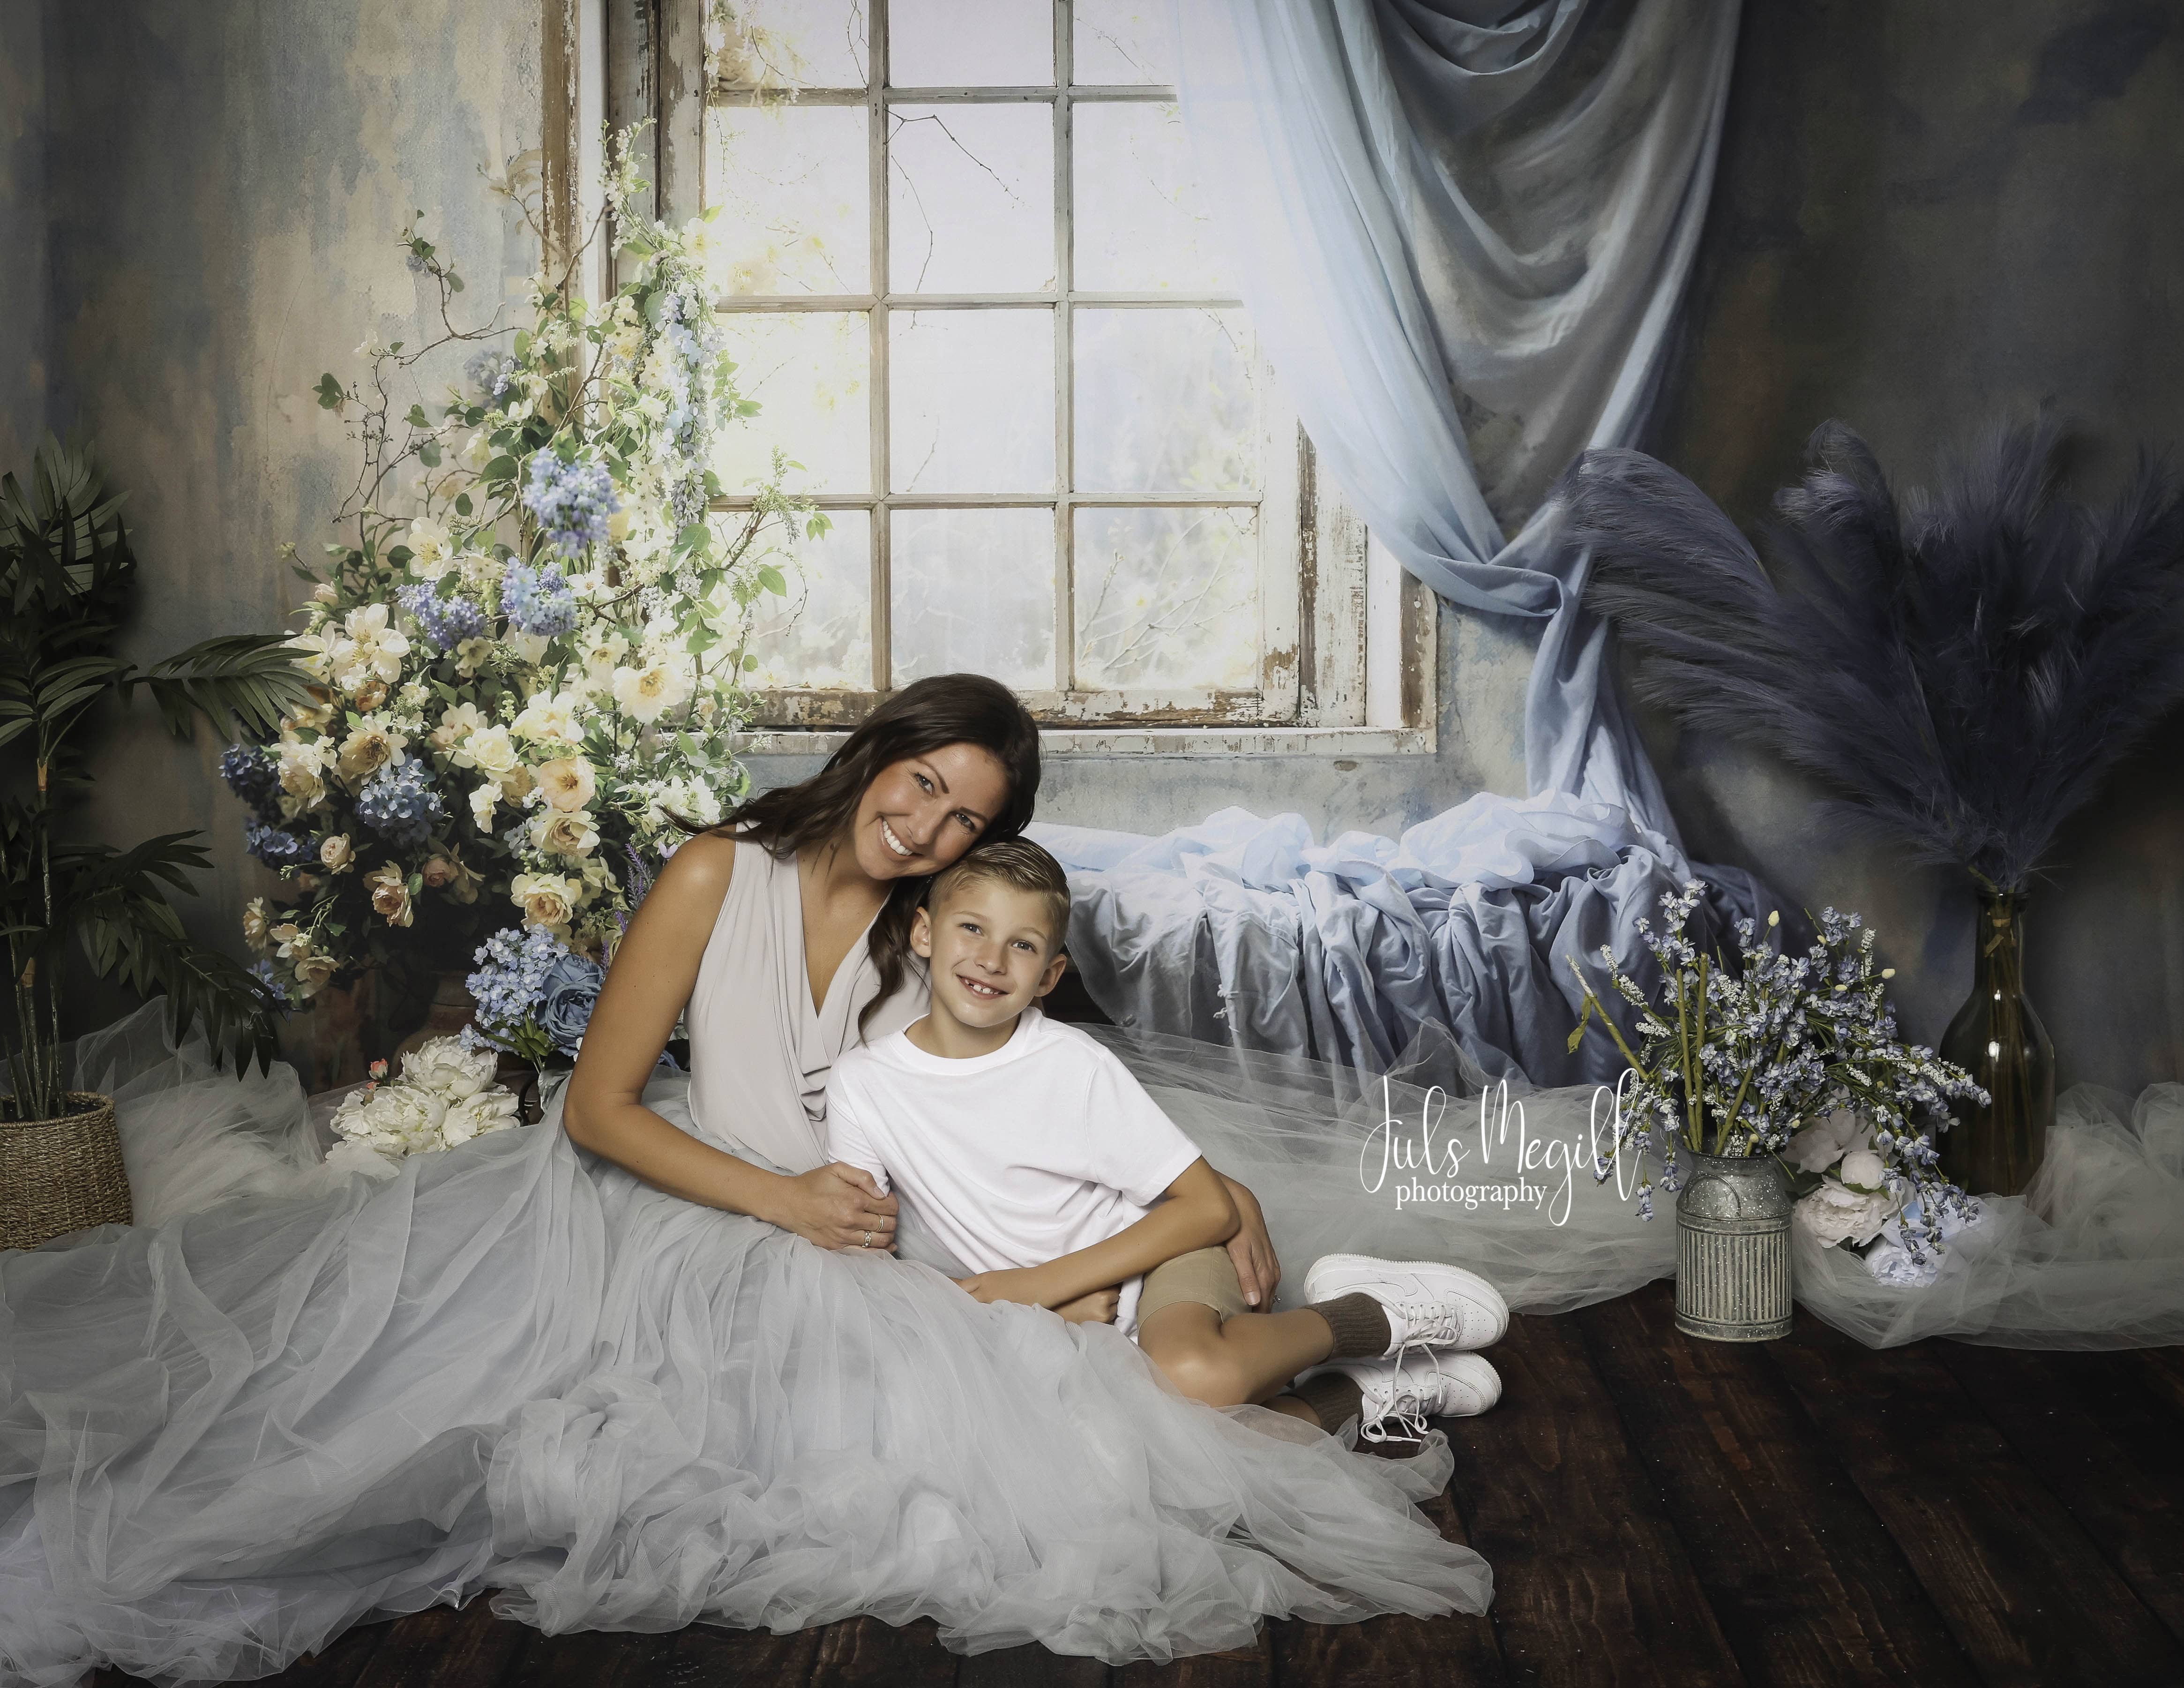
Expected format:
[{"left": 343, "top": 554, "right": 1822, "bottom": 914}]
[
  {"left": 954, "top": 1158, "right": 1240, "bottom": 1312},
  {"left": 559, "top": 833, "right": 902, "bottom": 1253}
]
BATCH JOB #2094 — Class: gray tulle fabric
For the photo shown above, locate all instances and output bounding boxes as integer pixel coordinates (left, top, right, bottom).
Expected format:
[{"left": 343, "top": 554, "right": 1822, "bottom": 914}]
[
  {"left": 1029, "top": 791, "right": 1776, "bottom": 1093},
  {"left": 0, "top": 1006, "right": 1491, "bottom": 1688}
]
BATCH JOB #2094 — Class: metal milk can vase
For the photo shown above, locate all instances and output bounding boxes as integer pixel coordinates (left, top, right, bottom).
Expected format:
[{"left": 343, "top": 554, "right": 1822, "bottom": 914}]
[{"left": 1674, "top": 1147, "right": 1793, "bottom": 1341}]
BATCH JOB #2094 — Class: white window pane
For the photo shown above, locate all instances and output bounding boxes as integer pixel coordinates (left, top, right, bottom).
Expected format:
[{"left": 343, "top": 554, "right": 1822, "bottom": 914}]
[
  {"left": 889, "top": 0, "right": 1052, "bottom": 87},
  {"left": 745, "top": 510, "right": 873, "bottom": 689},
  {"left": 1074, "top": 507, "right": 1260, "bottom": 691},
  {"left": 709, "top": 0, "right": 868, "bottom": 90},
  {"left": 1072, "top": 101, "right": 1229, "bottom": 293},
  {"left": 1074, "top": 308, "right": 1259, "bottom": 494},
  {"left": 1073, "top": 1, "right": 1176, "bottom": 84},
  {"left": 712, "top": 312, "right": 870, "bottom": 494},
  {"left": 890, "top": 310, "right": 1055, "bottom": 493},
  {"left": 889, "top": 105, "right": 1055, "bottom": 294},
  {"left": 891, "top": 508, "right": 1055, "bottom": 689},
  {"left": 704, "top": 105, "right": 869, "bottom": 295}
]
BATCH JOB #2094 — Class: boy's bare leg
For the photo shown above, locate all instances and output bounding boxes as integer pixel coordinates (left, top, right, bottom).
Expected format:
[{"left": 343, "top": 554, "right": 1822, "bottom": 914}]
[{"left": 1138, "top": 1301, "right": 1341, "bottom": 1418}]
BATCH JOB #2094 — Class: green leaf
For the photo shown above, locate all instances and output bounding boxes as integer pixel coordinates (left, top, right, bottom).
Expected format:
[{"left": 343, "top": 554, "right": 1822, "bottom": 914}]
[
  {"left": 757, "top": 565, "right": 786, "bottom": 596},
  {"left": 418, "top": 442, "right": 441, "bottom": 468},
  {"left": 484, "top": 455, "right": 517, "bottom": 483},
  {"left": 315, "top": 373, "right": 345, "bottom": 410},
  {"left": 686, "top": 626, "right": 719, "bottom": 653},
  {"left": 406, "top": 404, "right": 430, "bottom": 429},
  {"left": 741, "top": 653, "right": 759, "bottom": 671},
  {"left": 454, "top": 492, "right": 473, "bottom": 517}
]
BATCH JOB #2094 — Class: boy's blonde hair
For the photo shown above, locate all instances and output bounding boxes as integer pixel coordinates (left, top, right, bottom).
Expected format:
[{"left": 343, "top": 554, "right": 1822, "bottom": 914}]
[{"left": 924, "top": 837, "right": 1071, "bottom": 957}]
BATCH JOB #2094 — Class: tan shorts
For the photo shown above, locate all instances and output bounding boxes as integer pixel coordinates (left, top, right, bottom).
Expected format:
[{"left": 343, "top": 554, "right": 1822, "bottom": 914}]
[{"left": 1137, "top": 1246, "right": 1252, "bottom": 1325}]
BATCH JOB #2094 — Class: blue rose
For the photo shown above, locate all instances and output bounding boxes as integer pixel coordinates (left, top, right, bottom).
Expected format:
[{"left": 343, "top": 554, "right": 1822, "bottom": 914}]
[{"left": 536, "top": 951, "right": 606, "bottom": 1057}]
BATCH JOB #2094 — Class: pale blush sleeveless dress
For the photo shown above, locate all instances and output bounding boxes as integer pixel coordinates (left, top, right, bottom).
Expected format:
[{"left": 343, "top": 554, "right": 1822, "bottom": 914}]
[
  {"left": 0, "top": 840, "right": 1489, "bottom": 1684},
  {"left": 683, "top": 836, "right": 930, "bottom": 1175}
]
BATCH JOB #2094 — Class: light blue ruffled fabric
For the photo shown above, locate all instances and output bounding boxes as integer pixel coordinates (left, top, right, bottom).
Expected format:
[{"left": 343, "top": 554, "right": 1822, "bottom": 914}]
[{"left": 1032, "top": 792, "right": 1777, "bottom": 1092}]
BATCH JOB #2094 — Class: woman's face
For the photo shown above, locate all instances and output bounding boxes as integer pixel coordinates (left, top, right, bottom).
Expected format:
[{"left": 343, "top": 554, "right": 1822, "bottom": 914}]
[{"left": 847, "top": 743, "right": 1013, "bottom": 882}]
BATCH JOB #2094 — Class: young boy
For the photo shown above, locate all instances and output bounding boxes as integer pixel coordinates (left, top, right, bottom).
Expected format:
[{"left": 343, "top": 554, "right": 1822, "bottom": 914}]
[{"left": 823, "top": 837, "right": 1509, "bottom": 1441}]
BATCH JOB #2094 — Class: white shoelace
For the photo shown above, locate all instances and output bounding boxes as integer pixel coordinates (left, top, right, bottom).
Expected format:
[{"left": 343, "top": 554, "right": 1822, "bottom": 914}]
[
  {"left": 1388, "top": 1294, "right": 1473, "bottom": 1349},
  {"left": 1358, "top": 1345, "right": 1450, "bottom": 1445}
]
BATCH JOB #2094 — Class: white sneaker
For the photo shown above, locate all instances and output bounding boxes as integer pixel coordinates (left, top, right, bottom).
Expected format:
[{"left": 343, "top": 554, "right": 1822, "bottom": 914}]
[
  {"left": 1307, "top": 1351, "right": 1503, "bottom": 1443},
  {"left": 1303, "top": 1253, "right": 1509, "bottom": 1353}
]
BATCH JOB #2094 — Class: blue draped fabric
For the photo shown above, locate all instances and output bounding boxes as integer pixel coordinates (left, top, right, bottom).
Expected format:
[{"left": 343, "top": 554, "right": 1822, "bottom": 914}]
[
  {"left": 1031, "top": 796, "right": 1775, "bottom": 1093},
  {"left": 1172, "top": 0, "right": 1742, "bottom": 817}
]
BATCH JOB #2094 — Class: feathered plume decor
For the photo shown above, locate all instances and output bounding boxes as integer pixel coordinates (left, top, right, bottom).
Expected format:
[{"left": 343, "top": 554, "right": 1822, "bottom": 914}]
[{"left": 1556, "top": 419, "right": 2184, "bottom": 894}]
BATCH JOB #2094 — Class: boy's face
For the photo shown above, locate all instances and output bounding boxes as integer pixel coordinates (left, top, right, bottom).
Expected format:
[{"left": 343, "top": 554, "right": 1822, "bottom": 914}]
[{"left": 912, "top": 878, "right": 1069, "bottom": 1031}]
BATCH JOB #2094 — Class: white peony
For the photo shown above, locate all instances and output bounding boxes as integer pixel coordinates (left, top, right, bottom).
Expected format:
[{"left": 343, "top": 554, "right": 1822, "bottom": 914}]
[
  {"left": 1838, "top": 1148, "right": 1887, "bottom": 1190},
  {"left": 455, "top": 724, "right": 520, "bottom": 779},
  {"left": 432, "top": 701, "right": 492, "bottom": 753},
  {"left": 1794, "top": 1175, "right": 1905, "bottom": 1248},
  {"left": 1784, "top": 1107, "right": 1870, "bottom": 1175},
  {"left": 441, "top": 1088, "right": 520, "bottom": 1145},
  {"left": 400, "top": 1034, "right": 498, "bottom": 1101},
  {"left": 512, "top": 689, "right": 587, "bottom": 749},
  {"left": 611, "top": 660, "right": 692, "bottom": 723}
]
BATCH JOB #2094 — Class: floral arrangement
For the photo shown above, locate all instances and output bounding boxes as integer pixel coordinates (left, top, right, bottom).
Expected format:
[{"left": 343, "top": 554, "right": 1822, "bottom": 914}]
[
  {"left": 1570, "top": 881, "right": 1987, "bottom": 1274},
  {"left": 461, "top": 921, "right": 609, "bottom": 1066},
  {"left": 324, "top": 1035, "right": 521, "bottom": 1179},
  {"left": 228, "top": 127, "right": 815, "bottom": 1011}
]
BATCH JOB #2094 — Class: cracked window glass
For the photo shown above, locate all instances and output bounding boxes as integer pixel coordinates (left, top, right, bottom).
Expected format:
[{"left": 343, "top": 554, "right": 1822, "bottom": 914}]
[
  {"left": 705, "top": 105, "right": 869, "bottom": 295},
  {"left": 1073, "top": 101, "right": 1227, "bottom": 293},
  {"left": 889, "top": 104, "right": 1055, "bottom": 294},
  {"left": 1074, "top": 506, "right": 1259, "bottom": 691},
  {"left": 709, "top": 0, "right": 869, "bottom": 90},
  {"left": 890, "top": 309, "right": 1055, "bottom": 494},
  {"left": 744, "top": 509, "right": 873, "bottom": 688},
  {"left": 891, "top": 508, "right": 1056, "bottom": 690},
  {"left": 1072, "top": 2, "right": 1176, "bottom": 84}
]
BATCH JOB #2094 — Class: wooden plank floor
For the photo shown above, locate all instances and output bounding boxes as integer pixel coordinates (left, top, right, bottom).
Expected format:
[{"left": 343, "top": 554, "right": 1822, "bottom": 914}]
[{"left": 91, "top": 1278, "right": 2184, "bottom": 1688}]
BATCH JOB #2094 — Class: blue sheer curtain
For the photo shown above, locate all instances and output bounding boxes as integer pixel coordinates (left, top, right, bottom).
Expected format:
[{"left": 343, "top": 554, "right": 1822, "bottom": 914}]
[
  {"left": 1032, "top": 0, "right": 1757, "bottom": 1088},
  {"left": 1172, "top": 0, "right": 1741, "bottom": 821}
]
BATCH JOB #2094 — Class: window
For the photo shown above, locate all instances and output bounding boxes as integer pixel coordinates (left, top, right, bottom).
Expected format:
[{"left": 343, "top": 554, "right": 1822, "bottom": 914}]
[{"left": 610, "top": 0, "right": 1434, "bottom": 747}]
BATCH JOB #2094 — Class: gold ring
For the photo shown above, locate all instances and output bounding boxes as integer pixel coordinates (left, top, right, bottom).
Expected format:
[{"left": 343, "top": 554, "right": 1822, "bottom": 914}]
[{"left": 862, "top": 1229, "right": 873, "bottom": 1248}]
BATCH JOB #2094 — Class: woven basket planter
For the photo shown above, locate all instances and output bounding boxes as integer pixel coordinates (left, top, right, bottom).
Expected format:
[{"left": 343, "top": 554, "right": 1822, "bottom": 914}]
[{"left": 0, "top": 1091, "right": 132, "bottom": 1251}]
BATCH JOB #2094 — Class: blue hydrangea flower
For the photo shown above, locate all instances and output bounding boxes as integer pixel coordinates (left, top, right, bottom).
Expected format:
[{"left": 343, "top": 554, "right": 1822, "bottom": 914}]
[
  {"left": 464, "top": 348, "right": 517, "bottom": 403},
  {"left": 355, "top": 757, "right": 446, "bottom": 848},
  {"left": 465, "top": 924, "right": 571, "bottom": 1053},
  {"left": 536, "top": 951, "right": 606, "bottom": 1057},
  {"left": 521, "top": 449, "right": 620, "bottom": 557},
  {"left": 221, "top": 742, "right": 282, "bottom": 822},
  {"left": 500, "top": 561, "right": 578, "bottom": 638},
  {"left": 244, "top": 820, "right": 310, "bottom": 868},
  {"left": 396, "top": 583, "right": 489, "bottom": 653}
]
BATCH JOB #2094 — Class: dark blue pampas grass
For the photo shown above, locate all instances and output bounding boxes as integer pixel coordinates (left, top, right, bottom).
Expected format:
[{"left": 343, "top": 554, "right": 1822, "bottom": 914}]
[{"left": 1558, "top": 419, "right": 2184, "bottom": 892}]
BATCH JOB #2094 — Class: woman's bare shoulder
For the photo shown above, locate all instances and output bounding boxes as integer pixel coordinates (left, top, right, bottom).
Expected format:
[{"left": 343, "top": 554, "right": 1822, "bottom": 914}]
[{"left": 634, "top": 830, "right": 742, "bottom": 930}]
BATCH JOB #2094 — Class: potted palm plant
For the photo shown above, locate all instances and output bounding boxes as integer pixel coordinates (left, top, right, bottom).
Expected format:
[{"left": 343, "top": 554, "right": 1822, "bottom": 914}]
[
  {"left": 1, "top": 434, "right": 313, "bottom": 1249},
  {"left": 1562, "top": 419, "right": 2184, "bottom": 1197}
]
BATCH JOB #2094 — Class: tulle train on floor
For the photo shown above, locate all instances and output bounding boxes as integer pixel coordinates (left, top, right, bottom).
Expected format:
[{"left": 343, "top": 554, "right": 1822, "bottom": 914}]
[{"left": 0, "top": 1006, "right": 1490, "bottom": 1688}]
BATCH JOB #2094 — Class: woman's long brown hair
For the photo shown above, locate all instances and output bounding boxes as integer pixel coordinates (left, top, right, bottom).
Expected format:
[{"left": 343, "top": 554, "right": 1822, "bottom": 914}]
[{"left": 676, "top": 674, "right": 1042, "bottom": 1034}]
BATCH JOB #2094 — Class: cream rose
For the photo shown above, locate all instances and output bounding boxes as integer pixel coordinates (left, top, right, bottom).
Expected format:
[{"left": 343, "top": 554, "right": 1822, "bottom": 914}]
[
  {"left": 242, "top": 897, "right": 272, "bottom": 952},
  {"left": 431, "top": 701, "right": 491, "bottom": 753},
  {"left": 365, "top": 861, "right": 414, "bottom": 928},
  {"left": 530, "top": 808, "right": 600, "bottom": 858},
  {"left": 512, "top": 870, "right": 579, "bottom": 934},
  {"left": 456, "top": 724, "right": 519, "bottom": 779},
  {"left": 319, "top": 833, "right": 356, "bottom": 873},
  {"left": 533, "top": 755, "right": 597, "bottom": 813},
  {"left": 292, "top": 952, "right": 340, "bottom": 996},
  {"left": 336, "top": 722, "right": 406, "bottom": 785},
  {"left": 512, "top": 689, "right": 586, "bottom": 749}
]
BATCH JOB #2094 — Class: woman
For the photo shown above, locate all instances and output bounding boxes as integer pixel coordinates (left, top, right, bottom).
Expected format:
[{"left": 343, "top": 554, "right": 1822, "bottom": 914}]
[
  {"left": 0, "top": 675, "right": 1488, "bottom": 1687},
  {"left": 562, "top": 674, "right": 1280, "bottom": 1312}
]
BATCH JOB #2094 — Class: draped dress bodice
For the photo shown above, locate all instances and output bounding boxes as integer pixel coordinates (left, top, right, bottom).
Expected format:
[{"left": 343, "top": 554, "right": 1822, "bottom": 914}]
[{"left": 683, "top": 835, "right": 931, "bottom": 1173}]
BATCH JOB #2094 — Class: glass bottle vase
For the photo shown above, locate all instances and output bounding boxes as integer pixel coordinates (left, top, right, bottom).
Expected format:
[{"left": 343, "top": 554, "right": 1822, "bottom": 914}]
[{"left": 1938, "top": 891, "right": 2054, "bottom": 1198}]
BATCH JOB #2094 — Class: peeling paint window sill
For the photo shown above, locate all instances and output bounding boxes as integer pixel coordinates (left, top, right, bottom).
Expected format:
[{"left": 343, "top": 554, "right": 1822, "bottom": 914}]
[{"left": 734, "top": 724, "right": 1436, "bottom": 758}]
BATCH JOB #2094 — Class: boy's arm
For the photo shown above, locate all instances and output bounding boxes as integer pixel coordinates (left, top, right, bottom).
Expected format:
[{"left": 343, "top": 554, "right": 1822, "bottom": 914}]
[{"left": 954, "top": 1158, "right": 1240, "bottom": 1312}]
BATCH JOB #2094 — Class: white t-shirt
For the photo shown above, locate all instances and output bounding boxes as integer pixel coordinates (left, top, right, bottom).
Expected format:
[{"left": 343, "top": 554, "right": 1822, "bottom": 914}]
[{"left": 824, "top": 1006, "right": 1205, "bottom": 1335}]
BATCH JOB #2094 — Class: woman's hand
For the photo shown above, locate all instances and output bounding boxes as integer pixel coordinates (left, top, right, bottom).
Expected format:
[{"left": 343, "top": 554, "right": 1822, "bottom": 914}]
[
  {"left": 768, "top": 1163, "right": 900, "bottom": 1252},
  {"left": 1219, "top": 1173, "right": 1281, "bottom": 1308}
]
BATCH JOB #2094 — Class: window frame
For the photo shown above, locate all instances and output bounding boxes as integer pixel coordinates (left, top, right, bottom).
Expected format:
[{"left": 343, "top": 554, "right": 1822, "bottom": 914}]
[{"left": 601, "top": 0, "right": 1436, "bottom": 754}]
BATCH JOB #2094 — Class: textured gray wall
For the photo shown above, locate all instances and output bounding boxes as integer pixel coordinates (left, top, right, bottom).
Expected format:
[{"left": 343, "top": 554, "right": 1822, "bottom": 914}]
[
  {"left": 29, "top": 1, "right": 546, "bottom": 1053},
  {"left": 0, "top": 0, "right": 49, "bottom": 466},
  {"left": 1646, "top": 0, "right": 2184, "bottom": 1091},
  {"left": 16, "top": 0, "right": 2183, "bottom": 1096}
]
